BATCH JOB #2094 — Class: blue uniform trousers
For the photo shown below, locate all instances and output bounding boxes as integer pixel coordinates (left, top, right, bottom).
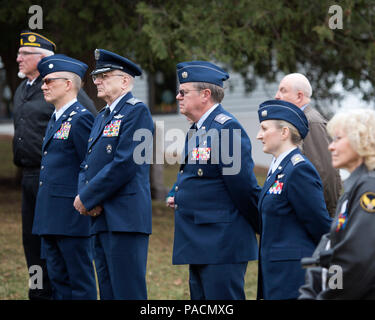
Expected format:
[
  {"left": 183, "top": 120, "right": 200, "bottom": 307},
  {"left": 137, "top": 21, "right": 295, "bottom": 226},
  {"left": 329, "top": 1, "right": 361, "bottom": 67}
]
[
  {"left": 41, "top": 235, "right": 97, "bottom": 300},
  {"left": 189, "top": 262, "right": 248, "bottom": 300},
  {"left": 22, "top": 169, "right": 52, "bottom": 300},
  {"left": 94, "top": 232, "right": 149, "bottom": 300}
]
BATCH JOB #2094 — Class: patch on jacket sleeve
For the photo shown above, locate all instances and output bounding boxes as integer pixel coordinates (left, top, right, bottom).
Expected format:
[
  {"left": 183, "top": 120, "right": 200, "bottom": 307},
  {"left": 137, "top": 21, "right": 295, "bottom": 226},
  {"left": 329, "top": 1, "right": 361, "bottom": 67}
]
[
  {"left": 291, "top": 154, "right": 305, "bottom": 166},
  {"left": 360, "top": 192, "right": 375, "bottom": 213},
  {"left": 214, "top": 113, "right": 232, "bottom": 124}
]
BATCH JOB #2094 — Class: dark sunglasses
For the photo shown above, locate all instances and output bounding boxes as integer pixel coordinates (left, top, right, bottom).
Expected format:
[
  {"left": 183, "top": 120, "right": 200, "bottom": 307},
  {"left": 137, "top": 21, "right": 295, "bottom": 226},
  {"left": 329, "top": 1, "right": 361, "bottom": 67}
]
[
  {"left": 177, "top": 89, "right": 202, "bottom": 97},
  {"left": 42, "top": 77, "right": 69, "bottom": 85}
]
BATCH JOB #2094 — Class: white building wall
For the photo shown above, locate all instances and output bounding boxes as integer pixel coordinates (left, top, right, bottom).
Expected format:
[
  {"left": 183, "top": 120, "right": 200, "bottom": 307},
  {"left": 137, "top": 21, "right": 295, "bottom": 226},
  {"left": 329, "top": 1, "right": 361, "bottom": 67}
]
[{"left": 147, "top": 72, "right": 277, "bottom": 168}]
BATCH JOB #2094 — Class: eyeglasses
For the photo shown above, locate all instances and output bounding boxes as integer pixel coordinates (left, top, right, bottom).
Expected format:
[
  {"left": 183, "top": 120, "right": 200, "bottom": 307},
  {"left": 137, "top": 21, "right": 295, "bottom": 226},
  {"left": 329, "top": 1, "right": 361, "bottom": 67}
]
[
  {"left": 42, "top": 77, "right": 70, "bottom": 85},
  {"left": 177, "top": 89, "right": 202, "bottom": 97},
  {"left": 17, "top": 51, "right": 42, "bottom": 57},
  {"left": 92, "top": 73, "right": 125, "bottom": 82}
]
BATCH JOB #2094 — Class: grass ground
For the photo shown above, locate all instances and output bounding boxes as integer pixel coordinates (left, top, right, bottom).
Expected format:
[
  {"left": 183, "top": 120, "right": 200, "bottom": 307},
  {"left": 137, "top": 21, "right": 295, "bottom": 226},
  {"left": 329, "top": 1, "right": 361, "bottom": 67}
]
[{"left": 0, "top": 137, "right": 266, "bottom": 300}]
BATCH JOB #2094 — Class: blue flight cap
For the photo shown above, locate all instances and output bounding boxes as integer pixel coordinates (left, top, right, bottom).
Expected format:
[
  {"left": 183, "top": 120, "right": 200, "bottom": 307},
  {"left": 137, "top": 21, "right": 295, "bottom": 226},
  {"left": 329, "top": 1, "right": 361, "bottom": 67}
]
[
  {"left": 20, "top": 30, "right": 56, "bottom": 52},
  {"left": 176, "top": 61, "right": 229, "bottom": 87},
  {"left": 258, "top": 99, "right": 309, "bottom": 139},
  {"left": 37, "top": 54, "right": 88, "bottom": 79},
  {"left": 91, "top": 49, "right": 142, "bottom": 77}
]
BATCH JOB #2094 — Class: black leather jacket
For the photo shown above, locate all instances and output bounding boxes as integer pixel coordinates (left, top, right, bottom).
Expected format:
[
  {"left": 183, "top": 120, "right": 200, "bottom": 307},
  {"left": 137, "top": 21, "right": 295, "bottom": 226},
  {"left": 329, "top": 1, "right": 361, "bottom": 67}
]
[{"left": 299, "top": 164, "right": 375, "bottom": 299}]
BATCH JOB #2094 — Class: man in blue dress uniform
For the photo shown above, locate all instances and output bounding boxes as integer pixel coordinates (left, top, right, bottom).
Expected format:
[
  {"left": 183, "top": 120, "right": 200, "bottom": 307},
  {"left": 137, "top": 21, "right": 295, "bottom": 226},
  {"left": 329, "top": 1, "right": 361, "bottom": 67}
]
[
  {"left": 73, "top": 49, "right": 154, "bottom": 300},
  {"left": 32, "top": 54, "right": 97, "bottom": 299},
  {"left": 171, "top": 61, "right": 261, "bottom": 300}
]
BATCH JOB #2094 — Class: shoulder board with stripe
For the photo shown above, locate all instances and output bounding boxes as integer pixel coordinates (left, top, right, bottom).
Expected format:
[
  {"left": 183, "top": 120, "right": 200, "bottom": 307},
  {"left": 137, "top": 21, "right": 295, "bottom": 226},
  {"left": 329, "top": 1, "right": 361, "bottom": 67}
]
[
  {"left": 74, "top": 106, "right": 87, "bottom": 113},
  {"left": 126, "top": 97, "right": 142, "bottom": 105},
  {"left": 291, "top": 154, "right": 305, "bottom": 166},
  {"left": 214, "top": 113, "right": 232, "bottom": 124}
]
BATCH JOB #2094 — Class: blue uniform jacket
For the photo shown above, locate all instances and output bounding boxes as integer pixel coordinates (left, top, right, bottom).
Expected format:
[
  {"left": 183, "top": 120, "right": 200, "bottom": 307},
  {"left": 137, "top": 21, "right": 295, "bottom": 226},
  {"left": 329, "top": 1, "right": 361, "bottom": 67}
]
[
  {"left": 78, "top": 92, "right": 154, "bottom": 234},
  {"left": 257, "top": 148, "right": 332, "bottom": 300},
  {"left": 32, "top": 102, "right": 94, "bottom": 236},
  {"left": 173, "top": 104, "right": 261, "bottom": 265}
]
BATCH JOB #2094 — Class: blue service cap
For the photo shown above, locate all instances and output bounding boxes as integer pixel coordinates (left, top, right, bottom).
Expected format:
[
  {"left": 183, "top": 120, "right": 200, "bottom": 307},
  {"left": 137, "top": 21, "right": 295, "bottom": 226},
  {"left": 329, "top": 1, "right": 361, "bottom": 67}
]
[
  {"left": 91, "top": 49, "right": 142, "bottom": 77},
  {"left": 37, "top": 54, "right": 88, "bottom": 79},
  {"left": 258, "top": 99, "right": 309, "bottom": 139},
  {"left": 176, "top": 61, "right": 229, "bottom": 88},
  {"left": 20, "top": 30, "right": 56, "bottom": 52}
]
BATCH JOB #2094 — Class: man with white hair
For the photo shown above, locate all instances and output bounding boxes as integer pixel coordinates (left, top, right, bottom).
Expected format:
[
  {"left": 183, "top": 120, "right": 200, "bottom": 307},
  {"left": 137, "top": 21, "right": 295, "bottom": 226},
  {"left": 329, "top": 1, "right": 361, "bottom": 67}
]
[
  {"left": 13, "top": 31, "right": 97, "bottom": 300},
  {"left": 275, "top": 73, "right": 341, "bottom": 217},
  {"left": 73, "top": 49, "right": 154, "bottom": 299}
]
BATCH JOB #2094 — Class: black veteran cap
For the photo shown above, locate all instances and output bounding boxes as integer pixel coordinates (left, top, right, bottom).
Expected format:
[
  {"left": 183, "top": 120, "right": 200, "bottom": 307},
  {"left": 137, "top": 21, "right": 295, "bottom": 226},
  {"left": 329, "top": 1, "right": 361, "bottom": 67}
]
[
  {"left": 258, "top": 99, "right": 309, "bottom": 139},
  {"left": 37, "top": 54, "right": 88, "bottom": 79},
  {"left": 20, "top": 31, "right": 56, "bottom": 52},
  {"left": 91, "top": 49, "right": 142, "bottom": 77},
  {"left": 176, "top": 61, "right": 229, "bottom": 87}
]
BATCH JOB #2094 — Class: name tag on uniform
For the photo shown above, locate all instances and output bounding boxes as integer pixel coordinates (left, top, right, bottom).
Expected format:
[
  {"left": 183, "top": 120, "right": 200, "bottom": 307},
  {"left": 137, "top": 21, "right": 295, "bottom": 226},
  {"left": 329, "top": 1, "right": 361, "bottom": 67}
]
[
  {"left": 191, "top": 147, "right": 211, "bottom": 161},
  {"left": 103, "top": 120, "right": 121, "bottom": 137},
  {"left": 54, "top": 122, "right": 71, "bottom": 140},
  {"left": 268, "top": 180, "right": 284, "bottom": 194}
]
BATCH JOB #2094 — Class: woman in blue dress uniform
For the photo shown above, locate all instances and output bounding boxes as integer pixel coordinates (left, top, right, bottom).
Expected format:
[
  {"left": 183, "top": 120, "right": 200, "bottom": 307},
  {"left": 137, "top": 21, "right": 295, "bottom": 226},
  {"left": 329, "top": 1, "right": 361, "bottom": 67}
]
[{"left": 256, "top": 99, "right": 332, "bottom": 300}]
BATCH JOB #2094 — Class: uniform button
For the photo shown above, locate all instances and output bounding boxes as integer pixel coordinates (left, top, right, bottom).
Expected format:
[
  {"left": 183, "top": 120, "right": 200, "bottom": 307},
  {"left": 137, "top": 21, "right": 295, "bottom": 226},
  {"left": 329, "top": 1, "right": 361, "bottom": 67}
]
[
  {"left": 18, "top": 137, "right": 22, "bottom": 141},
  {"left": 174, "top": 204, "right": 178, "bottom": 209},
  {"left": 41, "top": 165, "right": 44, "bottom": 170},
  {"left": 85, "top": 180, "right": 89, "bottom": 184},
  {"left": 88, "top": 138, "right": 93, "bottom": 142},
  {"left": 44, "top": 151, "right": 47, "bottom": 155},
  {"left": 88, "top": 149, "right": 92, "bottom": 154},
  {"left": 39, "top": 181, "right": 43, "bottom": 186},
  {"left": 180, "top": 170, "right": 183, "bottom": 174},
  {"left": 175, "top": 186, "right": 178, "bottom": 192},
  {"left": 197, "top": 168, "right": 203, "bottom": 176},
  {"left": 84, "top": 164, "right": 88, "bottom": 170}
]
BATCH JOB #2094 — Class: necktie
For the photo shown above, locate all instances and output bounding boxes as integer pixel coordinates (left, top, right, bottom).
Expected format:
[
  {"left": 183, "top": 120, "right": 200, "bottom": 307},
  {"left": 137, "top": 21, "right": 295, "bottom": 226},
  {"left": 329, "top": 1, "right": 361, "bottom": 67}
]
[
  {"left": 102, "top": 107, "right": 111, "bottom": 122},
  {"left": 104, "top": 107, "right": 111, "bottom": 118},
  {"left": 188, "top": 123, "right": 197, "bottom": 140},
  {"left": 46, "top": 113, "right": 56, "bottom": 137},
  {"left": 99, "top": 107, "right": 111, "bottom": 131},
  {"left": 266, "top": 158, "right": 275, "bottom": 180},
  {"left": 25, "top": 83, "right": 32, "bottom": 97}
]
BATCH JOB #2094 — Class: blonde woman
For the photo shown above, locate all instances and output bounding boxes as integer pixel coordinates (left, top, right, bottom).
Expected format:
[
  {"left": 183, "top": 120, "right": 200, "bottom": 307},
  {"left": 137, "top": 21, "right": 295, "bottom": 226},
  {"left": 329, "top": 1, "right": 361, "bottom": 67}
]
[{"left": 299, "top": 108, "right": 375, "bottom": 299}]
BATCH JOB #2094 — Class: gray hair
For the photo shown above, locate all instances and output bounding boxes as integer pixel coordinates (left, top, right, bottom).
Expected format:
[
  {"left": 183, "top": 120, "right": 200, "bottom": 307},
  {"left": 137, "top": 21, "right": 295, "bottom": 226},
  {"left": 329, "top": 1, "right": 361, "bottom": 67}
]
[
  {"left": 34, "top": 47, "right": 54, "bottom": 57},
  {"left": 58, "top": 71, "right": 82, "bottom": 93},
  {"left": 193, "top": 82, "right": 224, "bottom": 103}
]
